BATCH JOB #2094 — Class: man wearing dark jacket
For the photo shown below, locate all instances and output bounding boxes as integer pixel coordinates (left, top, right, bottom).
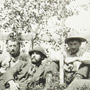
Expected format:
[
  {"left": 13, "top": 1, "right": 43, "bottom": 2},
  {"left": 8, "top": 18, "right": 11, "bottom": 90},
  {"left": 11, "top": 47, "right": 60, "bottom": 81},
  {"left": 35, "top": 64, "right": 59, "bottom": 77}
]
[{"left": 3, "top": 46, "right": 58, "bottom": 90}]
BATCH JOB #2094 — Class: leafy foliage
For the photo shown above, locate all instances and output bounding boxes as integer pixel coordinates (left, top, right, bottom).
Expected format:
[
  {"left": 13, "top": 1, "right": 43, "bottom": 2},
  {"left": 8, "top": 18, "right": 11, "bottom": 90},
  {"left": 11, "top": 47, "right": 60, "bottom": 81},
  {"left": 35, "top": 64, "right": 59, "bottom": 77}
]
[
  {"left": 76, "top": 84, "right": 90, "bottom": 90},
  {"left": 0, "top": 0, "right": 90, "bottom": 90},
  {"left": 0, "top": 0, "right": 90, "bottom": 51},
  {"left": 0, "top": 0, "right": 71, "bottom": 52},
  {"left": 27, "top": 72, "right": 67, "bottom": 90}
]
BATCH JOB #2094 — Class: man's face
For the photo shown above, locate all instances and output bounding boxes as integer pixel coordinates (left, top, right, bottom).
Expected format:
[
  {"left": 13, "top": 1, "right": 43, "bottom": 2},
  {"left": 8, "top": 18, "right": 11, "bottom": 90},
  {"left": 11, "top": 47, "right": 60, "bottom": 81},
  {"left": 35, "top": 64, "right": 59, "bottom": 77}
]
[
  {"left": 31, "top": 51, "right": 41, "bottom": 64},
  {"left": 67, "top": 40, "right": 81, "bottom": 54},
  {"left": 7, "top": 40, "right": 20, "bottom": 57}
]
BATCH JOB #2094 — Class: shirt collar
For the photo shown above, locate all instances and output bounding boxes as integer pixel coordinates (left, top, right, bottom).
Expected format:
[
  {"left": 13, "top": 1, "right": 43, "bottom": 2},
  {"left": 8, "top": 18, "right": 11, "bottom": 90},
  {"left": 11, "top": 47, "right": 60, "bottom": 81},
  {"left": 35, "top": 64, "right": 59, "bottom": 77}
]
[
  {"left": 65, "top": 48, "right": 84, "bottom": 57},
  {"left": 11, "top": 55, "right": 19, "bottom": 62}
]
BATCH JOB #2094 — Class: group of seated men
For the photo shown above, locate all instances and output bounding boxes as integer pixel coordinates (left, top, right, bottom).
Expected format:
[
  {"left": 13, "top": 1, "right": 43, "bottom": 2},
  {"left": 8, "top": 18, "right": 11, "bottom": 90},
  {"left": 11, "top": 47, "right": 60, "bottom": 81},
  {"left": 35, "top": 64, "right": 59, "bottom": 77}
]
[{"left": 0, "top": 32, "right": 90, "bottom": 90}]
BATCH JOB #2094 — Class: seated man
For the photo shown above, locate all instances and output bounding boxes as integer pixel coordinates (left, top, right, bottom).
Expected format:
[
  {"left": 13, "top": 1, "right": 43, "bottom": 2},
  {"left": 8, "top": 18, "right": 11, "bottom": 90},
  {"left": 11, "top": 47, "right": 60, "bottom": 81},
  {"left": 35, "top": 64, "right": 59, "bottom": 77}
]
[
  {"left": 28, "top": 46, "right": 58, "bottom": 89},
  {"left": 63, "top": 35, "right": 90, "bottom": 89},
  {"left": 50, "top": 35, "right": 90, "bottom": 88},
  {"left": 0, "top": 32, "right": 31, "bottom": 90},
  {"left": 2, "top": 46, "right": 58, "bottom": 90},
  {"left": 0, "top": 32, "right": 23, "bottom": 75}
]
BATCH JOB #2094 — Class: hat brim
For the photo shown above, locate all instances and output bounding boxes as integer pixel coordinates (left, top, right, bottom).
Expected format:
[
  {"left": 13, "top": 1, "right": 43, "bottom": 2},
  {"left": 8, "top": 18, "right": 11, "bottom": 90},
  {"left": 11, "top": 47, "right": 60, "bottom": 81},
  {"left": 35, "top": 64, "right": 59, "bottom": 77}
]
[
  {"left": 29, "top": 50, "right": 47, "bottom": 58},
  {"left": 65, "top": 37, "right": 86, "bottom": 43}
]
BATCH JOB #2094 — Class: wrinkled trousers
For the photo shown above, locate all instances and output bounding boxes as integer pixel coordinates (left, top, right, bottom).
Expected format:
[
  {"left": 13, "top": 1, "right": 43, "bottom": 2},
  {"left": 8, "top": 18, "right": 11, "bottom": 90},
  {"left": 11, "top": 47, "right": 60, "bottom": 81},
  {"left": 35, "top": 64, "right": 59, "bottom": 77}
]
[{"left": 65, "top": 64, "right": 89, "bottom": 85}]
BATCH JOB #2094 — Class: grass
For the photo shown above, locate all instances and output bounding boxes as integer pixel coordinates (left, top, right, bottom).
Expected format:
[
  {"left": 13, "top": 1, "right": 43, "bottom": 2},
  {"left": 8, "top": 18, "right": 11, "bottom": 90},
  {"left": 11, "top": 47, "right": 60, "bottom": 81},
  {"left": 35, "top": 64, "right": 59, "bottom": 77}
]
[{"left": 27, "top": 73, "right": 90, "bottom": 90}]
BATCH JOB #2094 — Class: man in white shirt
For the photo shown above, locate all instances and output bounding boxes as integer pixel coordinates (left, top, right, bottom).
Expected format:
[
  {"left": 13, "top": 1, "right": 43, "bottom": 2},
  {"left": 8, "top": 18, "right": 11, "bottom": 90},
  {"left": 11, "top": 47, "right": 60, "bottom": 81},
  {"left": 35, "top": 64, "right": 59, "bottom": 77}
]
[
  {"left": 50, "top": 35, "right": 90, "bottom": 87},
  {"left": 63, "top": 35, "right": 90, "bottom": 90}
]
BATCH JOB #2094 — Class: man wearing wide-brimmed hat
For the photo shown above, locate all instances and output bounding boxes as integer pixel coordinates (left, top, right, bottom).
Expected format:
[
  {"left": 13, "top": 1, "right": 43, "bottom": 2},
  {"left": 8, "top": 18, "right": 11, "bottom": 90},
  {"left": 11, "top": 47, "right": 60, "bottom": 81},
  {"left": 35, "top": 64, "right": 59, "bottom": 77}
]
[
  {"left": 65, "top": 35, "right": 86, "bottom": 43},
  {"left": 63, "top": 34, "right": 90, "bottom": 89}
]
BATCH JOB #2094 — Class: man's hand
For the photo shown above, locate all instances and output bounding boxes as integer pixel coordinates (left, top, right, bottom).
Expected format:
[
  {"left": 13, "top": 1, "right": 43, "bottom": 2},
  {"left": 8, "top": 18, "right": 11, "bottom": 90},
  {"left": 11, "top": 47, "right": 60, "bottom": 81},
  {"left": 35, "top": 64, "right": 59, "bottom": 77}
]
[
  {"left": 72, "top": 61, "right": 81, "bottom": 71},
  {"left": 8, "top": 80, "right": 19, "bottom": 90}
]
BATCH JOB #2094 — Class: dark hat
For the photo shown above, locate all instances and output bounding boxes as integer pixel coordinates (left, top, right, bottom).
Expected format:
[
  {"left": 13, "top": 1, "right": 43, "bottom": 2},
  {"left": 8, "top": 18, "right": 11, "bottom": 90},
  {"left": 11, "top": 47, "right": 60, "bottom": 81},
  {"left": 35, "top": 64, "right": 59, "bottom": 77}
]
[
  {"left": 65, "top": 36, "right": 86, "bottom": 44},
  {"left": 29, "top": 46, "right": 47, "bottom": 58}
]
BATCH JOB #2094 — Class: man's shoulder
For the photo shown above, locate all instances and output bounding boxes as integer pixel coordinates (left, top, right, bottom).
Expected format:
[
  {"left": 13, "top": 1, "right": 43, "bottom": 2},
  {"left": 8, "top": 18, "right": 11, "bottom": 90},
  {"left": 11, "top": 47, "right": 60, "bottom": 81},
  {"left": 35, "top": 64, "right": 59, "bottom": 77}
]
[
  {"left": 42, "top": 58, "right": 58, "bottom": 67},
  {"left": 81, "top": 51, "right": 90, "bottom": 61}
]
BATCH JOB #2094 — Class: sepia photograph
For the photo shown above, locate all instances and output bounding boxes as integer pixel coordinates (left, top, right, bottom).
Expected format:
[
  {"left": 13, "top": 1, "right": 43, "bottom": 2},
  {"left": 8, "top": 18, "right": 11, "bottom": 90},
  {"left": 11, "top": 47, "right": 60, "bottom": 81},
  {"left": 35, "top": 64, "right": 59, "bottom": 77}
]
[{"left": 0, "top": 0, "right": 90, "bottom": 90}]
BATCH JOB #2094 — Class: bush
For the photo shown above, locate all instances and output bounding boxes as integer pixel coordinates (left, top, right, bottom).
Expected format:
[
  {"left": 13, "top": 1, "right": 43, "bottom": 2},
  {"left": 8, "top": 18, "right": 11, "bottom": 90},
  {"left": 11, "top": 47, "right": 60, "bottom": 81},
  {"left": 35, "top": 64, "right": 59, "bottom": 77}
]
[{"left": 28, "top": 72, "right": 67, "bottom": 90}]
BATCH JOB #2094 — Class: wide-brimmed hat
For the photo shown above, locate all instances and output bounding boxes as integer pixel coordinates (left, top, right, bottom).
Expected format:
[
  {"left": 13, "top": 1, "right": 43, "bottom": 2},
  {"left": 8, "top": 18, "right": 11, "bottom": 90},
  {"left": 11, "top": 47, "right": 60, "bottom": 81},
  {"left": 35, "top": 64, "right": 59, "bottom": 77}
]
[
  {"left": 65, "top": 36, "right": 86, "bottom": 44},
  {"left": 29, "top": 46, "right": 47, "bottom": 58}
]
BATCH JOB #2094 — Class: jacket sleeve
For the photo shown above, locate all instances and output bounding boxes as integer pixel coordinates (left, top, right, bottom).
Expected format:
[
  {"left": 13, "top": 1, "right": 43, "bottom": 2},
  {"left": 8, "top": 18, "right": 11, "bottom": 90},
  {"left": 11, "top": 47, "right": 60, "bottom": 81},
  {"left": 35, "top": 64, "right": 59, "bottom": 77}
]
[{"left": 3, "top": 60, "right": 24, "bottom": 84}]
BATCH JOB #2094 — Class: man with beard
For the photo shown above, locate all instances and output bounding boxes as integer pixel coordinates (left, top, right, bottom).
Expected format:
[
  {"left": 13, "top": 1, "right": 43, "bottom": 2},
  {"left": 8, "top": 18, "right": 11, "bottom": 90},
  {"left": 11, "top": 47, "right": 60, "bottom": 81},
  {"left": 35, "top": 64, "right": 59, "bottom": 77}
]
[
  {"left": 2, "top": 46, "right": 58, "bottom": 90},
  {"left": 0, "top": 32, "right": 22, "bottom": 73},
  {"left": 28, "top": 46, "right": 58, "bottom": 90},
  {"left": 0, "top": 32, "right": 30, "bottom": 90}
]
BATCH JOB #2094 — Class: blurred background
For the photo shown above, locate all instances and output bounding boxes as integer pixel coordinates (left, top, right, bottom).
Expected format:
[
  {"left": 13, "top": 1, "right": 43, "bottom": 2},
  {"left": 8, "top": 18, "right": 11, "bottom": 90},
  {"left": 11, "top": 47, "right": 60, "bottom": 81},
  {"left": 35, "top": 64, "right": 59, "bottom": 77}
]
[{"left": 0, "top": 0, "right": 90, "bottom": 56}]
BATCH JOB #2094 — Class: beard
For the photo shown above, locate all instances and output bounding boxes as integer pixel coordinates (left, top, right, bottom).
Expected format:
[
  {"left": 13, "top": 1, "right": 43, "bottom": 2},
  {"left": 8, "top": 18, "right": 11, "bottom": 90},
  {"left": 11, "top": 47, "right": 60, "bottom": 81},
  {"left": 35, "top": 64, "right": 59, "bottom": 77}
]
[
  {"left": 31, "top": 57, "right": 41, "bottom": 65},
  {"left": 10, "top": 50, "right": 20, "bottom": 57},
  {"left": 31, "top": 58, "right": 37, "bottom": 63}
]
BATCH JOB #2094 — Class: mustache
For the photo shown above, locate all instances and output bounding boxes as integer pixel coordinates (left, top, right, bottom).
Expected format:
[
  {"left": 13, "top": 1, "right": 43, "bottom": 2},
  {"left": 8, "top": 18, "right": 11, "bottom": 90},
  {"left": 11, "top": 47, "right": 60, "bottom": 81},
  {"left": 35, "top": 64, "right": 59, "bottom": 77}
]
[{"left": 11, "top": 50, "right": 15, "bottom": 52}]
